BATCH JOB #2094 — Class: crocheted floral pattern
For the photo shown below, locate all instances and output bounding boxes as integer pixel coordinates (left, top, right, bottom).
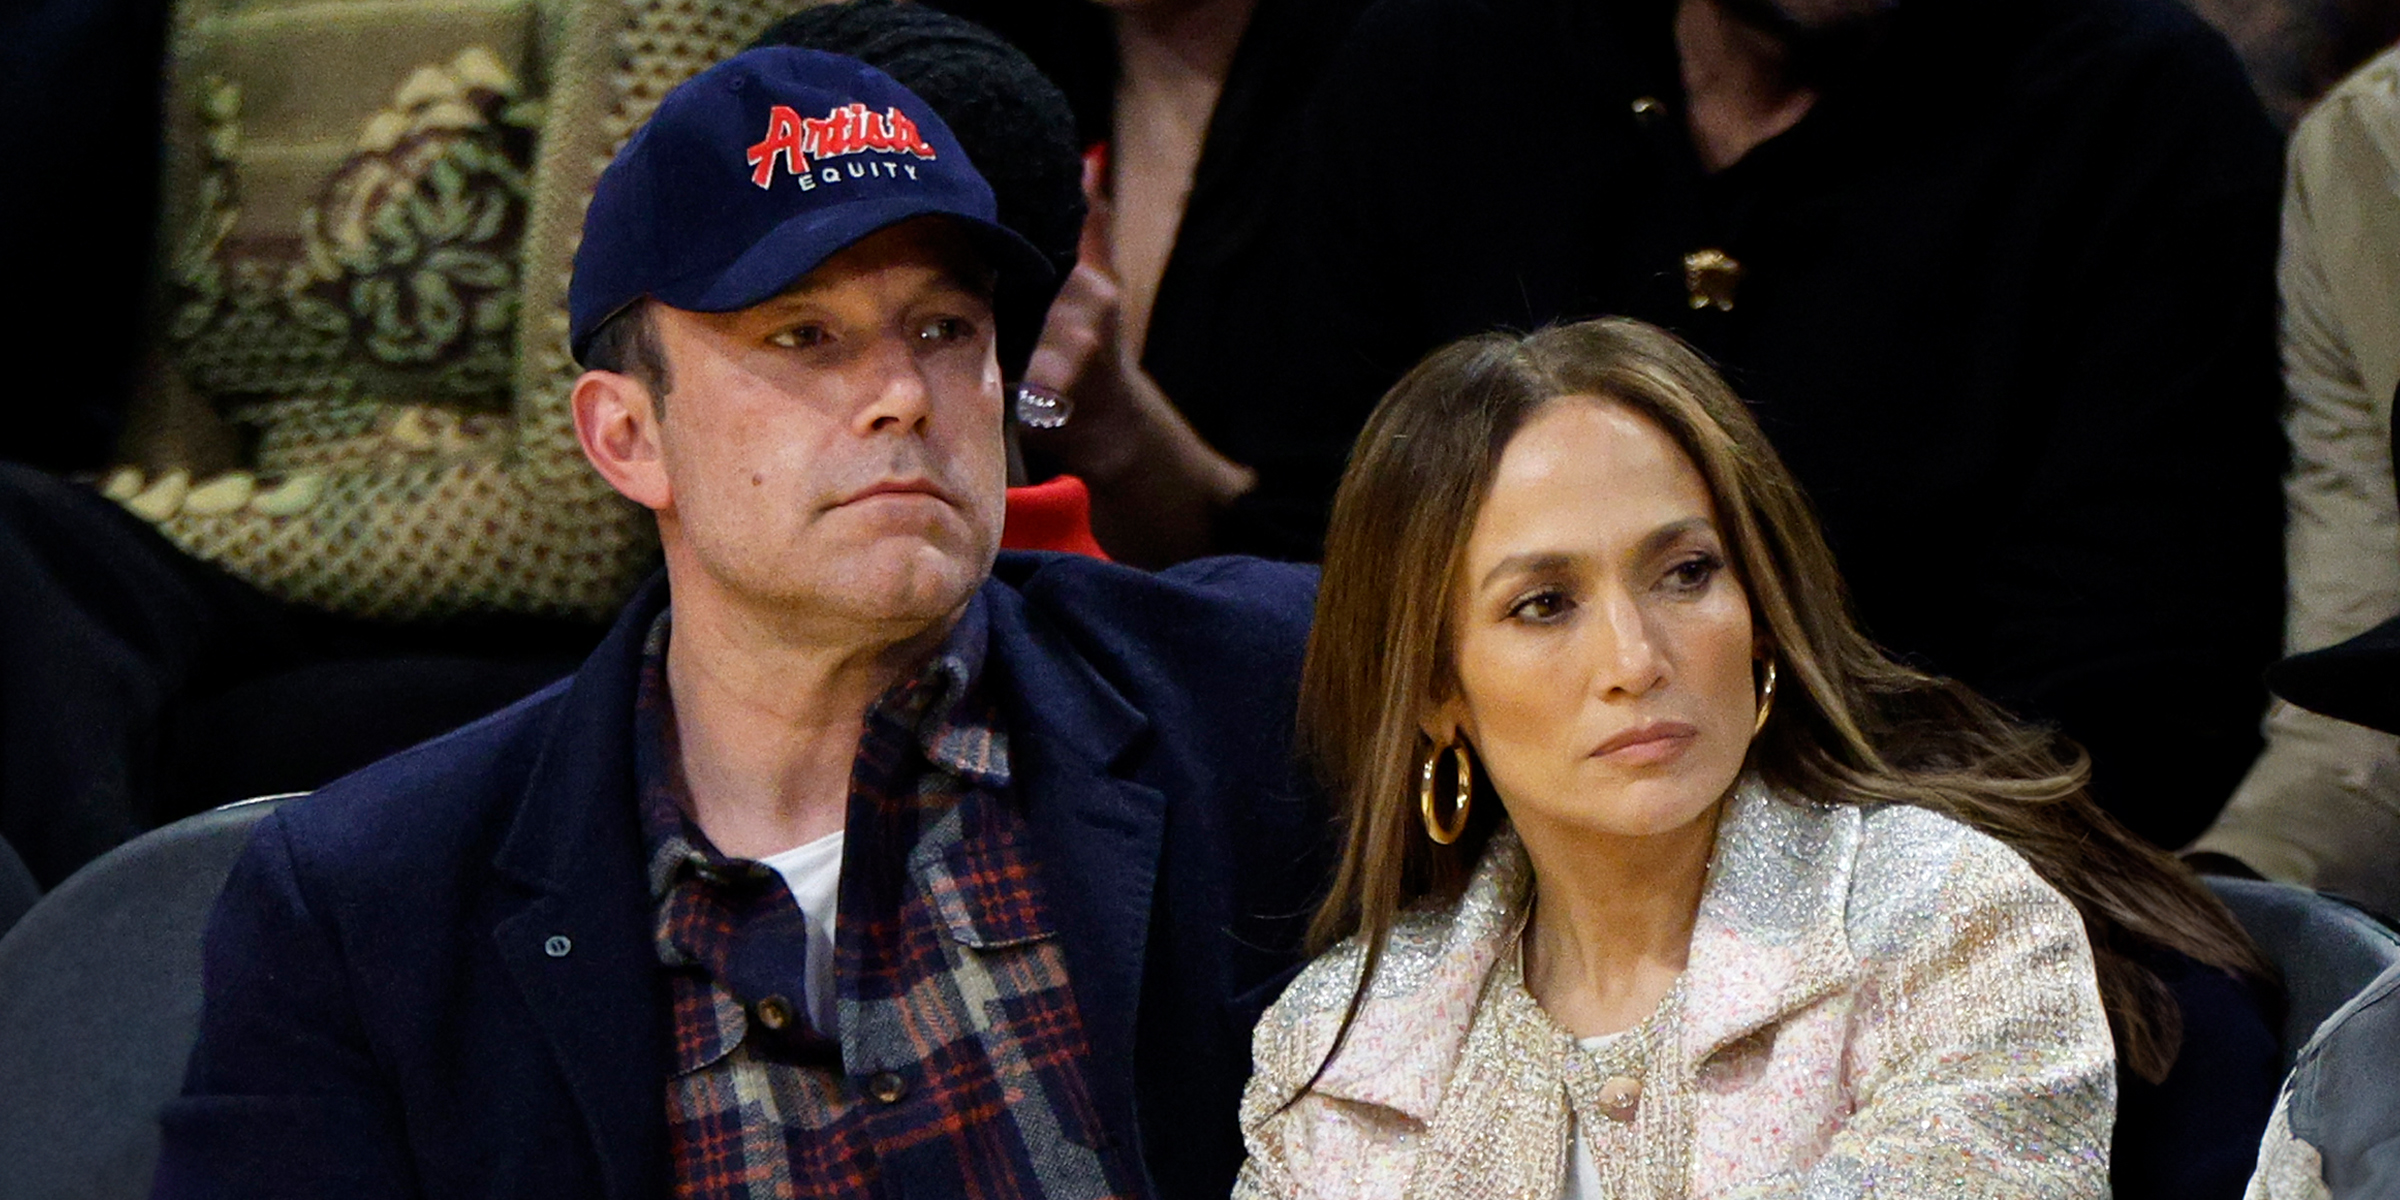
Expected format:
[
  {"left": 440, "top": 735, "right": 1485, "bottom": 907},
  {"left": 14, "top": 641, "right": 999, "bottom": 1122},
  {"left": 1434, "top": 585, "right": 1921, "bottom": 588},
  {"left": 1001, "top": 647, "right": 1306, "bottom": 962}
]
[{"left": 170, "top": 47, "right": 537, "bottom": 408}]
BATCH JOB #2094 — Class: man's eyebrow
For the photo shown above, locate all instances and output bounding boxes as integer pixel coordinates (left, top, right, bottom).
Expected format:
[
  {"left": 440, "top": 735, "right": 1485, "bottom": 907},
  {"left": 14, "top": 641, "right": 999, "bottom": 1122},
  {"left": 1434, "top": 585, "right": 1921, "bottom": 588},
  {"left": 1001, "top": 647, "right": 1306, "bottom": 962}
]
[
  {"left": 749, "top": 288, "right": 827, "bottom": 314},
  {"left": 760, "top": 268, "right": 995, "bottom": 311}
]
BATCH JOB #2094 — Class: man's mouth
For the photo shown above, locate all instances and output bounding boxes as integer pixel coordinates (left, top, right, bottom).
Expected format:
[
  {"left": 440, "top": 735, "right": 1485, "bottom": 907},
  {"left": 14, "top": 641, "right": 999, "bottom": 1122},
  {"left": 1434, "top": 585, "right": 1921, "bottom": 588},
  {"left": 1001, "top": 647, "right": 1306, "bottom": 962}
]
[{"left": 837, "top": 478, "right": 956, "bottom": 508}]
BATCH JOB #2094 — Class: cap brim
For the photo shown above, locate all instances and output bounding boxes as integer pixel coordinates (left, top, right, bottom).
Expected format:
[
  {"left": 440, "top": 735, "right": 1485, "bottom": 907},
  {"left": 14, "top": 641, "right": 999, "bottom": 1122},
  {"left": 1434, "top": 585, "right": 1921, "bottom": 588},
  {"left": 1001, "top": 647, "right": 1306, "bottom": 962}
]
[
  {"left": 2267, "top": 612, "right": 2400, "bottom": 735},
  {"left": 656, "top": 195, "right": 1054, "bottom": 374}
]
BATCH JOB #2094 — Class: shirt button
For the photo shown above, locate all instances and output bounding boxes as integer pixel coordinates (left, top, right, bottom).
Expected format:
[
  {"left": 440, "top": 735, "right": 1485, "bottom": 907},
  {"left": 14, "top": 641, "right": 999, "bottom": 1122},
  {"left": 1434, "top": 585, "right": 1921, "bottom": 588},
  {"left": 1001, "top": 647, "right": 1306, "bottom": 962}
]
[
  {"left": 866, "top": 1072, "right": 908, "bottom": 1105},
  {"left": 754, "top": 996, "right": 794, "bottom": 1031}
]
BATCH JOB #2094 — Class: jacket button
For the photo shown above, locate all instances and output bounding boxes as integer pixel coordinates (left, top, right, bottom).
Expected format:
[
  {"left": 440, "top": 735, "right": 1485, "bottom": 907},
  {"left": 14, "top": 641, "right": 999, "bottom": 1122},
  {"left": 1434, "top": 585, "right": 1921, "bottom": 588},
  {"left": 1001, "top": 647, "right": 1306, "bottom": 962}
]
[
  {"left": 543, "top": 935, "right": 572, "bottom": 958},
  {"left": 1599, "top": 1075, "right": 1642, "bottom": 1121},
  {"left": 866, "top": 1072, "right": 908, "bottom": 1105},
  {"left": 754, "top": 996, "right": 793, "bottom": 1031}
]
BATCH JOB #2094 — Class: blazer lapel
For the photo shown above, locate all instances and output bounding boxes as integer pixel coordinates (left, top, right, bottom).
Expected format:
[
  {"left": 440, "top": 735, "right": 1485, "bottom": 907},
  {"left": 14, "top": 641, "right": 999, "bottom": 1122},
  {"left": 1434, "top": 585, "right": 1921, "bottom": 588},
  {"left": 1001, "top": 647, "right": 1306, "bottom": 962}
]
[
  {"left": 489, "top": 578, "right": 670, "bottom": 1200},
  {"left": 1678, "top": 783, "right": 1862, "bottom": 1065},
  {"left": 982, "top": 580, "right": 1166, "bottom": 1145},
  {"left": 1308, "top": 831, "right": 1534, "bottom": 1122}
]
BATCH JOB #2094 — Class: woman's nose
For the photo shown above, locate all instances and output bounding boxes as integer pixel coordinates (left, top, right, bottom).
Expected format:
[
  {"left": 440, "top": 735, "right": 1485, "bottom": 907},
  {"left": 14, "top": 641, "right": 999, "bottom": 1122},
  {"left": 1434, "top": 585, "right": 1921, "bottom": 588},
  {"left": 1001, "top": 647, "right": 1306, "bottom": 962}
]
[{"left": 1592, "top": 592, "right": 1668, "bottom": 699}]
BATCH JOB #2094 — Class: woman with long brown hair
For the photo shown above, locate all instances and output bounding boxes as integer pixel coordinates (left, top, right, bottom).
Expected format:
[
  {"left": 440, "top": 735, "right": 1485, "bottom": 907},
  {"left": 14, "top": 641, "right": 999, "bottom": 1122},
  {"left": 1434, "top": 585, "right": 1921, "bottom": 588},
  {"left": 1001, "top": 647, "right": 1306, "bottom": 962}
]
[{"left": 1235, "top": 318, "right": 2278, "bottom": 1198}]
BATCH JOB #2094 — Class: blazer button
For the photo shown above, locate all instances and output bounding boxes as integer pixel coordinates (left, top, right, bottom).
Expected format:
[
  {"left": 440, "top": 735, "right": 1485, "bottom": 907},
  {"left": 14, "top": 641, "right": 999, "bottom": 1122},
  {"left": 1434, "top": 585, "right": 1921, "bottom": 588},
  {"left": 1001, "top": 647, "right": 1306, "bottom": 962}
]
[
  {"left": 1599, "top": 1075, "right": 1642, "bottom": 1121},
  {"left": 866, "top": 1072, "right": 908, "bottom": 1105},
  {"left": 754, "top": 996, "right": 793, "bottom": 1031}
]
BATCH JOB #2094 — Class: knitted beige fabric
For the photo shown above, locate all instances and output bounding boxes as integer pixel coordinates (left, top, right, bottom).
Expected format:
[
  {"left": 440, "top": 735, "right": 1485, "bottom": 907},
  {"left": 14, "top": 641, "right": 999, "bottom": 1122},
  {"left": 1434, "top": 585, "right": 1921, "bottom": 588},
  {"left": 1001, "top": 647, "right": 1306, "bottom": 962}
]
[{"left": 126, "top": 0, "right": 806, "bottom": 623}]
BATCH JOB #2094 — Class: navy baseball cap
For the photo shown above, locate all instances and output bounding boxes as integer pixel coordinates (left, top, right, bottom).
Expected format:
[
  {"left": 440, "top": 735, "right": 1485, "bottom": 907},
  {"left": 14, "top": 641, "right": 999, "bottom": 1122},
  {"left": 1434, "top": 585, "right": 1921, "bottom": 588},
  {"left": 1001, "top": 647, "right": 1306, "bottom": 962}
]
[{"left": 569, "top": 46, "right": 1054, "bottom": 368}]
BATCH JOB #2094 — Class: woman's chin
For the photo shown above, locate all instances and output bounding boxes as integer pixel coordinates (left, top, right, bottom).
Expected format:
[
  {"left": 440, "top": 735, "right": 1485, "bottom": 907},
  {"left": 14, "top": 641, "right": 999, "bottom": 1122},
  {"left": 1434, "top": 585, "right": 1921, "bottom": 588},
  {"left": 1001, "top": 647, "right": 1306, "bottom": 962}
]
[{"left": 1539, "top": 764, "right": 1742, "bottom": 842}]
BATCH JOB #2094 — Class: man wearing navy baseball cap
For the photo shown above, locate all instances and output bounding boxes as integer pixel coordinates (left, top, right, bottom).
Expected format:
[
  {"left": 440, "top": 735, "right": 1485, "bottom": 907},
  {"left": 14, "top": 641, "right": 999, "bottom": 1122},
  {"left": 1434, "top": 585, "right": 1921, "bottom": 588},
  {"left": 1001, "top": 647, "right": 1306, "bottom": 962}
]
[{"left": 155, "top": 47, "right": 1327, "bottom": 1200}]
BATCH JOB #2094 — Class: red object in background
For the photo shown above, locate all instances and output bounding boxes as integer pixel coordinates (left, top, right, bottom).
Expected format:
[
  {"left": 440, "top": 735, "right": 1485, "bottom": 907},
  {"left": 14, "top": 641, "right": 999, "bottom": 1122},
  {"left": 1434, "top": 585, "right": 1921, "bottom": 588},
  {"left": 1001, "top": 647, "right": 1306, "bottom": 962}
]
[{"left": 1002, "top": 475, "right": 1108, "bottom": 559}]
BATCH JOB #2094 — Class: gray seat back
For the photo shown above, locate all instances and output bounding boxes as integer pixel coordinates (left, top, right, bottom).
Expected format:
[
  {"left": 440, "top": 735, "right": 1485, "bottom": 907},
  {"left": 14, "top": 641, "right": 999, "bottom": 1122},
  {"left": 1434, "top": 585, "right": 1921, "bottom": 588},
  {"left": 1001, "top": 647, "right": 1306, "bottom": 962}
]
[
  {"left": 2204, "top": 875, "right": 2400, "bottom": 1071},
  {"left": 0, "top": 795, "right": 299, "bottom": 1200},
  {"left": 0, "top": 835, "right": 36, "bottom": 937},
  {"left": 2285, "top": 959, "right": 2400, "bottom": 1198}
]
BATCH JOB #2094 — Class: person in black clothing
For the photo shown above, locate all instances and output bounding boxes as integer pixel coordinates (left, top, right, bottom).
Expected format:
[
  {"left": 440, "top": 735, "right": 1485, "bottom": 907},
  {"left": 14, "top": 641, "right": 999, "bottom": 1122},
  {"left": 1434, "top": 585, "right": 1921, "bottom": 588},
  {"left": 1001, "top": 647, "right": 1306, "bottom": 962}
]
[
  {"left": 920, "top": 0, "right": 1378, "bottom": 565},
  {"left": 1203, "top": 0, "right": 2286, "bottom": 858}
]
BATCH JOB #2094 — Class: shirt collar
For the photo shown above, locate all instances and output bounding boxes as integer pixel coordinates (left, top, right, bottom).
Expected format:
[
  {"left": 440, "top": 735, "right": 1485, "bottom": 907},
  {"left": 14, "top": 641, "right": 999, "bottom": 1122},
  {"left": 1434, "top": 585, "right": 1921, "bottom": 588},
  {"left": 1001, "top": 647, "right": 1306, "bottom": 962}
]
[
  {"left": 631, "top": 594, "right": 1011, "bottom": 895},
  {"left": 901, "top": 589, "right": 1009, "bottom": 788}
]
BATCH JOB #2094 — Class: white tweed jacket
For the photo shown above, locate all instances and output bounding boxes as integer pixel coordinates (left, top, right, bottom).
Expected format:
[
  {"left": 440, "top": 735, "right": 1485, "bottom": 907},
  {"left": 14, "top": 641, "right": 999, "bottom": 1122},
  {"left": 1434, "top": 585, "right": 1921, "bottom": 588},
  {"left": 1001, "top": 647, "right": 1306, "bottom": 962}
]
[{"left": 1236, "top": 782, "right": 2116, "bottom": 1199}]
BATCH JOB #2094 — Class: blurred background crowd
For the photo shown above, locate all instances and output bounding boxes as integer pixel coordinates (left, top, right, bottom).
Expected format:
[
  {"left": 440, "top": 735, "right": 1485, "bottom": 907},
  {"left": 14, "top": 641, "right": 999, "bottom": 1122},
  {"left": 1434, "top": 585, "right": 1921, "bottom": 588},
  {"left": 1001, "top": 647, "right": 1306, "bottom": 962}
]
[
  {"left": 1, "top": 0, "right": 2397, "bottom": 1002},
  {"left": 1, "top": 0, "right": 2399, "bottom": 1196}
]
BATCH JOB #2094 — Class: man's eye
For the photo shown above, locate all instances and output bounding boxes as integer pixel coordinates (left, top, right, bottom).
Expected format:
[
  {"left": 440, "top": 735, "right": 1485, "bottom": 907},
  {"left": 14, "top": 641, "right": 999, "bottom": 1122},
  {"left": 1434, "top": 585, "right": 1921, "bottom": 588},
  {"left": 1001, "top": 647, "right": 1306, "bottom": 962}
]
[
  {"left": 768, "top": 325, "right": 826, "bottom": 349},
  {"left": 918, "top": 316, "right": 973, "bottom": 344}
]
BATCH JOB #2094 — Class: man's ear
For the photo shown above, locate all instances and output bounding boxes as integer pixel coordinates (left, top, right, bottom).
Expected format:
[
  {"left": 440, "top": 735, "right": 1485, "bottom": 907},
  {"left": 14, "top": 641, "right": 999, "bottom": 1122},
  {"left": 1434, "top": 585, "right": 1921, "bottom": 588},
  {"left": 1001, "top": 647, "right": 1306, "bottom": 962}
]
[{"left": 572, "top": 368, "right": 670, "bottom": 511}]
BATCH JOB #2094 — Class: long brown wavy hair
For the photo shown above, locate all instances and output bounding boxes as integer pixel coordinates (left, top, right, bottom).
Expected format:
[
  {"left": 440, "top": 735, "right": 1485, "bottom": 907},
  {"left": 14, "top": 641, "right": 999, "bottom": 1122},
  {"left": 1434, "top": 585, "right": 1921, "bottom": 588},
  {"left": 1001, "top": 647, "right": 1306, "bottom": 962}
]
[{"left": 1301, "top": 317, "right": 2273, "bottom": 1083}]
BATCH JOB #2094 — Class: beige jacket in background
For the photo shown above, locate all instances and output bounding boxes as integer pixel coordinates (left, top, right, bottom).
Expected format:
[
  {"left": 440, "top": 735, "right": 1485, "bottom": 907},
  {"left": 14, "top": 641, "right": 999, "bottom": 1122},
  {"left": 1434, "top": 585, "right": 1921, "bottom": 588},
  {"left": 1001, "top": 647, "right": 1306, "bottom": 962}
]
[{"left": 2196, "top": 45, "right": 2400, "bottom": 916}]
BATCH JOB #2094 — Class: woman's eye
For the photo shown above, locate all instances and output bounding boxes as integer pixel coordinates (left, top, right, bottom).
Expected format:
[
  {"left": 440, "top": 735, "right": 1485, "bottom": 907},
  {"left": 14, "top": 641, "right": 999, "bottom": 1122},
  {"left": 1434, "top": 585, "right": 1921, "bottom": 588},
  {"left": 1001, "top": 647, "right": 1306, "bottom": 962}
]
[
  {"left": 1666, "top": 554, "right": 1722, "bottom": 593},
  {"left": 768, "top": 325, "right": 826, "bottom": 349},
  {"left": 1507, "top": 590, "right": 1574, "bottom": 623}
]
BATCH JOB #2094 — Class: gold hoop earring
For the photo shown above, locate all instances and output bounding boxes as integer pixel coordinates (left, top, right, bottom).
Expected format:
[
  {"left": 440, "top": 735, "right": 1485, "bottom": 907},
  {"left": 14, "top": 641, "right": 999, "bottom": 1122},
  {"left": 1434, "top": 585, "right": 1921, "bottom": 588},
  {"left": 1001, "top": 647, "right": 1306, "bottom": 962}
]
[
  {"left": 1420, "top": 741, "right": 1473, "bottom": 845},
  {"left": 1754, "top": 660, "right": 1778, "bottom": 736}
]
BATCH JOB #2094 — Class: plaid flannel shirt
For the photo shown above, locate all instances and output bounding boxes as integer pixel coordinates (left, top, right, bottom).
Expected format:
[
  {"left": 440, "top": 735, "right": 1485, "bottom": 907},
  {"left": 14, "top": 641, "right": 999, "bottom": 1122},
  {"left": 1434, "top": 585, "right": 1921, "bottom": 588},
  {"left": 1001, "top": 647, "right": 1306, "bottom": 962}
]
[{"left": 635, "top": 599, "right": 1139, "bottom": 1200}]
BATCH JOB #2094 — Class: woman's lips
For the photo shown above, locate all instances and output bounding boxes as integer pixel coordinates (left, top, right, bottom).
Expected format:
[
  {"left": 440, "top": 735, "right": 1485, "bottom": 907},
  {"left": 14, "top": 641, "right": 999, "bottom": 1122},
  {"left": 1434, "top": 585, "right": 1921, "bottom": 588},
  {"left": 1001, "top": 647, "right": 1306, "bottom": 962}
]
[{"left": 1591, "top": 721, "right": 1699, "bottom": 766}]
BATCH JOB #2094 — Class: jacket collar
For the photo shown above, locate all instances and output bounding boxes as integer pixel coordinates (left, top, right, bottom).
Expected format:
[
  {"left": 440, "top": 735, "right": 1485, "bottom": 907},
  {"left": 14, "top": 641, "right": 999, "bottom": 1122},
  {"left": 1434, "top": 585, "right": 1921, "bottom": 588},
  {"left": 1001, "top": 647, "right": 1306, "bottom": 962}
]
[
  {"left": 1312, "top": 780, "right": 1862, "bottom": 1120},
  {"left": 978, "top": 573, "right": 1164, "bottom": 1144},
  {"left": 1677, "top": 783, "right": 1861, "bottom": 1061}
]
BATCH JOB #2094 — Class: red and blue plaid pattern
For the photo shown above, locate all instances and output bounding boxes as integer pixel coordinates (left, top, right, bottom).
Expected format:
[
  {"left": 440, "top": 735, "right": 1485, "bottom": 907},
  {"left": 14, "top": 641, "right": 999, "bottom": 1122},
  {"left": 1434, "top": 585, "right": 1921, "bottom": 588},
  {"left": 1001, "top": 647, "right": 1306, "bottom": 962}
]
[{"left": 635, "top": 603, "right": 1140, "bottom": 1200}]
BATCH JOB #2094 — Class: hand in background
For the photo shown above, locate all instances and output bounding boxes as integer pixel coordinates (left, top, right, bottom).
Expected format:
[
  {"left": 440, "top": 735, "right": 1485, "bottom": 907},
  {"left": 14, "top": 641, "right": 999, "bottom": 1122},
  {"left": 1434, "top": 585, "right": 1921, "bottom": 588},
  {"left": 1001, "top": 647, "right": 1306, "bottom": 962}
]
[{"left": 1019, "top": 151, "right": 1253, "bottom": 566}]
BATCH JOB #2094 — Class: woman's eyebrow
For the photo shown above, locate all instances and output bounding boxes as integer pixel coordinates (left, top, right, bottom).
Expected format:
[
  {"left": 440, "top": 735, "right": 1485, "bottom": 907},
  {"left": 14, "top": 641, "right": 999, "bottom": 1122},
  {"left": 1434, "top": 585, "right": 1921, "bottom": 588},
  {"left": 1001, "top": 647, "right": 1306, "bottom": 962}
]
[
  {"left": 1479, "top": 551, "right": 1577, "bottom": 591},
  {"left": 1477, "top": 517, "right": 1717, "bottom": 590},
  {"left": 1638, "top": 516, "right": 1717, "bottom": 559}
]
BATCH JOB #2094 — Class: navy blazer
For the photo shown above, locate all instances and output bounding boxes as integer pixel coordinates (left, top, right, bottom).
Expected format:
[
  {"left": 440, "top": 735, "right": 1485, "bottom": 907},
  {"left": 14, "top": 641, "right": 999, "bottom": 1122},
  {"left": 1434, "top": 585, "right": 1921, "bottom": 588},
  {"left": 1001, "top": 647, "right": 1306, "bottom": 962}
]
[{"left": 154, "top": 553, "right": 1329, "bottom": 1200}]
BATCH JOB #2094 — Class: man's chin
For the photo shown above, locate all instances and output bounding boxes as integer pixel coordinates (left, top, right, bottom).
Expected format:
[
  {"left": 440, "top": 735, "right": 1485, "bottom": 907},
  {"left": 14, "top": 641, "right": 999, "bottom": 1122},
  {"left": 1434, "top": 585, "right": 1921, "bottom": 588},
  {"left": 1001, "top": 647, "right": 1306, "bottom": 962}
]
[{"left": 822, "top": 535, "right": 996, "bottom": 621}]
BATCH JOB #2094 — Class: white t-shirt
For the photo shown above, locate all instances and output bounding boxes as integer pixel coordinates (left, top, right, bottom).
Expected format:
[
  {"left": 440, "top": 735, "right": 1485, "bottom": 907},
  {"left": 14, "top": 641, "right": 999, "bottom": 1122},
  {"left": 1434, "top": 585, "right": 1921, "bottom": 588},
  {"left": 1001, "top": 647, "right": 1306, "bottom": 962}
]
[
  {"left": 1562, "top": 1031, "right": 1628, "bottom": 1200},
  {"left": 758, "top": 830, "right": 845, "bottom": 1035}
]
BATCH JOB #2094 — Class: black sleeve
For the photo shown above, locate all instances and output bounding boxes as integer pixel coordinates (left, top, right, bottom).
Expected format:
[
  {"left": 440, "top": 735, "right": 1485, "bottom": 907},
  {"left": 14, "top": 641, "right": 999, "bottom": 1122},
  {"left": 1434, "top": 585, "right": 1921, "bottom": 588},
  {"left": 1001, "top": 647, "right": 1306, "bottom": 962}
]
[
  {"left": 1201, "top": 0, "right": 1499, "bottom": 560},
  {"left": 1977, "top": 18, "right": 2286, "bottom": 846}
]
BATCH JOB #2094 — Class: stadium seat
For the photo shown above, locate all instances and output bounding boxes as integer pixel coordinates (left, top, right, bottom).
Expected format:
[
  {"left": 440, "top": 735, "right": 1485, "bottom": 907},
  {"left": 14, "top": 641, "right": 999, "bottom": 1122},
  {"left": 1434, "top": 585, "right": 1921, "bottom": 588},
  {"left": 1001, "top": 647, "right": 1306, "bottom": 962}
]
[
  {"left": 2204, "top": 875, "right": 2400, "bottom": 1070},
  {"left": 0, "top": 835, "right": 36, "bottom": 937},
  {"left": 0, "top": 794, "right": 299, "bottom": 1200},
  {"left": 2277, "top": 958, "right": 2400, "bottom": 1196}
]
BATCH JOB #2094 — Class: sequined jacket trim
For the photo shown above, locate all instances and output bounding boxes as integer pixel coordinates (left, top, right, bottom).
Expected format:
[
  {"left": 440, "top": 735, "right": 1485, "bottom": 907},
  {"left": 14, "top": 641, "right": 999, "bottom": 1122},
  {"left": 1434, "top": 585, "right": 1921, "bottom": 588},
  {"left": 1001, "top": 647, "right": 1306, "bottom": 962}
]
[{"left": 1235, "top": 781, "right": 2116, "bottom": 1199}]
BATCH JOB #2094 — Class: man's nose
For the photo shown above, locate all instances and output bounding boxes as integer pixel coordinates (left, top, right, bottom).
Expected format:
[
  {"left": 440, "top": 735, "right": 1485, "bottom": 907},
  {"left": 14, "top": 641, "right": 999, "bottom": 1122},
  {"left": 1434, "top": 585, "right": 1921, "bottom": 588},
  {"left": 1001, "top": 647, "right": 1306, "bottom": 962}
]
[{"left": 855, "top": 333, "right": 934, "bottom": 436}]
